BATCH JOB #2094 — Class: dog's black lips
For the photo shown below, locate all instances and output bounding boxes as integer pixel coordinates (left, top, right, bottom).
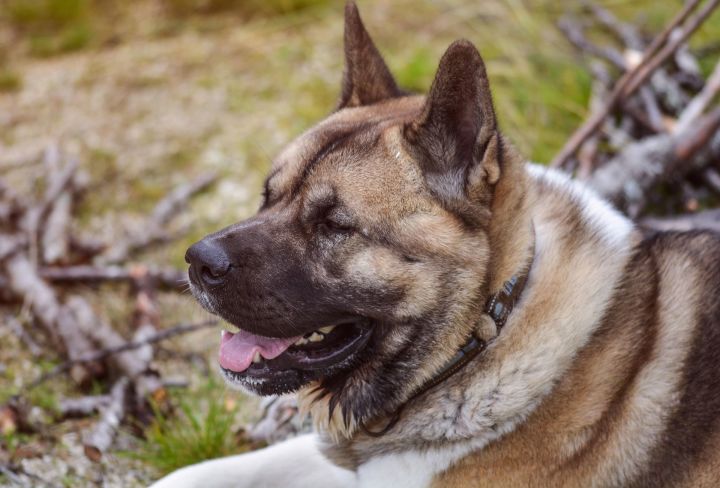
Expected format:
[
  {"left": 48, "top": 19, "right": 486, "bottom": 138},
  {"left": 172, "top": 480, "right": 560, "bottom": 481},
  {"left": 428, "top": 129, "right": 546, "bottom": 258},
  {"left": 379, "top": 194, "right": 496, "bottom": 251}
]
[{"left": 222, "top": 318, "right": 373, "bottom": 395}]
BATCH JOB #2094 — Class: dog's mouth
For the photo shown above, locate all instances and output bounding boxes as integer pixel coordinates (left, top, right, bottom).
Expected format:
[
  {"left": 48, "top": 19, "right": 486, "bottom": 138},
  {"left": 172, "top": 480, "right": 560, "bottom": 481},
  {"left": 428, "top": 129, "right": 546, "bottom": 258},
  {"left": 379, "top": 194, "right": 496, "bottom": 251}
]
[{"left": 219, "top": 318, "right": 372, "bottom": 395}]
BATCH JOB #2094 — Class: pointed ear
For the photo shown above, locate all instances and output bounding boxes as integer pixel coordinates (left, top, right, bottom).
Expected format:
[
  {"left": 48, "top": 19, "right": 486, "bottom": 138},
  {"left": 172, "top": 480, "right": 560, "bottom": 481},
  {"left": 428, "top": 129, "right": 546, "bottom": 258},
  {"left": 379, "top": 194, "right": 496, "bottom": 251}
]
[
  {"left": 405, "top": 40, "right": 501, "bottom": 204},
  {"left": 338, "top": 2, "right": 402, "bottom": 109}
]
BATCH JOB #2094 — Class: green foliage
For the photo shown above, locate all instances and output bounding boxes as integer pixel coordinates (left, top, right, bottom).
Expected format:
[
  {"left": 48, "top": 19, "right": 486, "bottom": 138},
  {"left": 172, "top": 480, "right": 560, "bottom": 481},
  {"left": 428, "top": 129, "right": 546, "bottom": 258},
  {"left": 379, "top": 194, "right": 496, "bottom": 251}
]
[{"left": 130, "top": 379, "right": 248, "bottom": 476}]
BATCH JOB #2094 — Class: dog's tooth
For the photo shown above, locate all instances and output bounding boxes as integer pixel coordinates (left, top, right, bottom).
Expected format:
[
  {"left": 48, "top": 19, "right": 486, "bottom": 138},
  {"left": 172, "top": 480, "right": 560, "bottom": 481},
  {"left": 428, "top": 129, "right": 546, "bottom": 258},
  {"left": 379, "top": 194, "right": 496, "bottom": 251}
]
[
  {"left": 309, "top": 332, "right": 324, "bottom": 343},
  {"left": 252, "top": 351, "right": 262, "bottom": 364},
  {"left": 319, "top": 325, "right": 336, "bottom": 334},
  {"left": 221, "top": 321, "right": 241, "bottom": 334},
  {"left": 295, "top": 337, "right": 308, "bottom": 346}
]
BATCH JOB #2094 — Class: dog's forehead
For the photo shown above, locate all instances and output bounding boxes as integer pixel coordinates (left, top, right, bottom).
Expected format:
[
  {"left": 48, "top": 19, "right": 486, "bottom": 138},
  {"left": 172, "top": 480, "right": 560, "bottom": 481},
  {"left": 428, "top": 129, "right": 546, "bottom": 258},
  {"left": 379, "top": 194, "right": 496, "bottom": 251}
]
[{"left": 267, "top": 96, "right": 425, "bottom": 195}]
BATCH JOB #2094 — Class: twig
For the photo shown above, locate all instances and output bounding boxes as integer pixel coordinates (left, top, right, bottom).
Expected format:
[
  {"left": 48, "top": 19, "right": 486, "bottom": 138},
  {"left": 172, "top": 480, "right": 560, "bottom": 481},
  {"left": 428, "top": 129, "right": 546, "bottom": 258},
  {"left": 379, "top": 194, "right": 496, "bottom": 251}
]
[
  {"left": 100, "top": 173, "right": 217, "bottom": 264},
  {"left": 5, "top": 315, "right": 42, "bottom": 357},
  {"left": 83, "top": 377, "right": 129, "bottom": 461},
  {"left": 621, "top": 0, "right": 720, "bottom": 98},
  {"left": 23, "top": 147, "right": 78, "bottom": 264},
  {"left": 676, "top": 60, "right": 720, "bottom": 133},
  {"left": 642, "top": 208, "right": 720, "bottom": 232},
  {"left": 2, "top": 253, "right": 63, "bottom": 346},
  {"left": 587, "top": 0, "right": 689, "bottom": 113},
  {"left": 558, "top": 17, "right": 627, "bottom": 69},
  {"left": 703, "top": 168, "right": 720, "bottom": 194},
  {"left": 59, "top": 394, "right": 112, "bottom": 417},
  {"left": 674, "top": 107, "right": 720, "bottom": 161},
  {"left": 36, "top": 264, "right": 188, "bottom": 291},
  {"left": 26, "top": 319, "right": 217, "bottom": 389},
  {"left": 589, "top": 108, "right": 720, "bottom": 214}
]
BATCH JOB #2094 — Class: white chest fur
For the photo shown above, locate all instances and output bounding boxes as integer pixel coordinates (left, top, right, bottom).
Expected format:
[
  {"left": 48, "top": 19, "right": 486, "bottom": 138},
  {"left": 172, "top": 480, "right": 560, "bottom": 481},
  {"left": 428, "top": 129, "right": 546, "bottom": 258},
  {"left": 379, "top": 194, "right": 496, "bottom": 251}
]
[{"left": 357, "top": 444, "right": 477, "bottom": 488}]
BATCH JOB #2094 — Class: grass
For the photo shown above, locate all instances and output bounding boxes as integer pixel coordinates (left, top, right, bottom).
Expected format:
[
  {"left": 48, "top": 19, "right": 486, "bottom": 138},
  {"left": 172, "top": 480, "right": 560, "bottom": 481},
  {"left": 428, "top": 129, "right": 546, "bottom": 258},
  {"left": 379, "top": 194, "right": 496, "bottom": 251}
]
[
  {"left": 130, "top": 378, "right": 251, "bottom": 476},
  {"left": 163, "top": 0, "right": 331, "bottom": 17},
  {"left": 0, "top": 69, "right": 22, "bottom": 92}
]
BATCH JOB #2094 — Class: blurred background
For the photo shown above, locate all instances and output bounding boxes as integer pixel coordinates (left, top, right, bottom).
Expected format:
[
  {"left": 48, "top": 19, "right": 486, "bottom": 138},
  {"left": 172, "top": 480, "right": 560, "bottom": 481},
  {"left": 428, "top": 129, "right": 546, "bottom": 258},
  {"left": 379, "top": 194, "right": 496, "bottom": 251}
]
[{"left": 0, "top": 0, "right": 718, "bottom": 486}]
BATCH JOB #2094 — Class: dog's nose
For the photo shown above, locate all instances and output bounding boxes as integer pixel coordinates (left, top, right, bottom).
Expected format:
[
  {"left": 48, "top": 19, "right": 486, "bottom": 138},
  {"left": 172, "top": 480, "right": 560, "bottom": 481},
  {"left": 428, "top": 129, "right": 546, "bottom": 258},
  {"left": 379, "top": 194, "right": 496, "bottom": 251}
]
[{"left": 185, "top": 239, "right": 232, "bottom": 286}]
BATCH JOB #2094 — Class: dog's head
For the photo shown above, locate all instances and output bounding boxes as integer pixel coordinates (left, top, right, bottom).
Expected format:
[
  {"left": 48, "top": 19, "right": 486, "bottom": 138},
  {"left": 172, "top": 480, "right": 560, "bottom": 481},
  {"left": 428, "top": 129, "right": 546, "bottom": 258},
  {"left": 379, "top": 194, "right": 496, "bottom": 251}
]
[{"left": 186, "top": 2, "right": 524, "bottom": 436}]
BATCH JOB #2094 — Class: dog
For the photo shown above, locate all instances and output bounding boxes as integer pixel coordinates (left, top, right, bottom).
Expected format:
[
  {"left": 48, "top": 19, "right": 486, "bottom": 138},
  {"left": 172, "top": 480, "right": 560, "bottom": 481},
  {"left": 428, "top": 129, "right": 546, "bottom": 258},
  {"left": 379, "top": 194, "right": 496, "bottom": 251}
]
[{"left": 152, "top": 3, "right": 720, "bottom": 487}]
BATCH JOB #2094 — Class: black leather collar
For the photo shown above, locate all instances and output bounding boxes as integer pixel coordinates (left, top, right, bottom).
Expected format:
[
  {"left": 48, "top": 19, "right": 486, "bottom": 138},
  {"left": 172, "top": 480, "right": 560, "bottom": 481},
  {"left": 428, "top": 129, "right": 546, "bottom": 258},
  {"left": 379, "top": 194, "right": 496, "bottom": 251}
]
[{"left": 360, "top": 229, "right": 536, "bottom": 437}]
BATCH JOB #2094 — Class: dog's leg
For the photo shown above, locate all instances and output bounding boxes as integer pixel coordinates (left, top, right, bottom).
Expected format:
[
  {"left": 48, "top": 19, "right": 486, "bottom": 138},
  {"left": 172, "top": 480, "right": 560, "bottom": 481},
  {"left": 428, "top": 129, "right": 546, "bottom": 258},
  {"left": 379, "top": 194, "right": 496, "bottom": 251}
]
[{"left": 149, "top": 433, "right": 356, "bottom": 488}]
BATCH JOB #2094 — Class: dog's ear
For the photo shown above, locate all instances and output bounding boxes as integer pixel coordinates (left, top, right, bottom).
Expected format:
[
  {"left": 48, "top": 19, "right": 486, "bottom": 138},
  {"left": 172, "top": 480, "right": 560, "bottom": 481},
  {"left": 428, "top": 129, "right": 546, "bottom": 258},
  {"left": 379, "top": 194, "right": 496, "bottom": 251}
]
[
  {"left": 337, "top": 2, "right": 402, "bottom": 109},
  {"left": 405, "top": 40, "right": 501, "bottom": 204}
]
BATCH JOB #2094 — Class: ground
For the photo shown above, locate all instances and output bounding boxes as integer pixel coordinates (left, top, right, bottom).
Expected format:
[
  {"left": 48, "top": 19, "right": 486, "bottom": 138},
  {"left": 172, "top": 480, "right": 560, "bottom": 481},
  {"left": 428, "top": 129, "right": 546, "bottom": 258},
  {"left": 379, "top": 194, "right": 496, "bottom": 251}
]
[{"left": 0, "top": 0, "right": 718, "bottom": 486}]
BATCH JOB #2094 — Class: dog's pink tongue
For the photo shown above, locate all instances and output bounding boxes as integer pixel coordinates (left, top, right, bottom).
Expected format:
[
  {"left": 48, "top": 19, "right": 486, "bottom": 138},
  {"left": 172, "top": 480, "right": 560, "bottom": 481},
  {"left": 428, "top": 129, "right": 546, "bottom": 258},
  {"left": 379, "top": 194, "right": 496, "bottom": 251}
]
[{"left": 219, "top": 330, "right": 300, "bottom": 373}]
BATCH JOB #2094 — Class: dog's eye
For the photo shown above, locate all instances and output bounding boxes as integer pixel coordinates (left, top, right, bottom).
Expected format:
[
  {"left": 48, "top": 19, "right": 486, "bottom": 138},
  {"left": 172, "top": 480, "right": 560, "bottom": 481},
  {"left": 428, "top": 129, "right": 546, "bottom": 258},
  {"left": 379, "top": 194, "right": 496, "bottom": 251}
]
[{"left": 317, "top": 217, "right": 354, "bottom": 235}]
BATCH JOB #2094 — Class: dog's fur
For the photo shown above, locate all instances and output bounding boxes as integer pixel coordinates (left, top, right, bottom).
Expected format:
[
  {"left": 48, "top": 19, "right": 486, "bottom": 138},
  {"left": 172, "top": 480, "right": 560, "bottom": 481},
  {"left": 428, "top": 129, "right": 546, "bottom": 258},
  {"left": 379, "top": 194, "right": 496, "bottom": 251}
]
[{"left": 153, "top": 3, "right": 720, "bottom": 487}]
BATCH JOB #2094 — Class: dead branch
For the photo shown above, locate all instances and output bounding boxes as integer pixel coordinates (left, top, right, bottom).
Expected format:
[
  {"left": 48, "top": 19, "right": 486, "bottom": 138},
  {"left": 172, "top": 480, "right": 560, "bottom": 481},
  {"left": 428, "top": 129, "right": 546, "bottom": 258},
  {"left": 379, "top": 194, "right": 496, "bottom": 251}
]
[
  {"left": 36, "top": 264, "right": 188, "bottom": 291},
  {"left": 642, "top": 209, "right": 720, "bottom": 233},
  {"left": 59, "top": 395, "right": 112, "bottom": 418},
  {"left": 100, "top": 172, "right": 217, "bottom": 264},
  {"left": 83, "top": 377, "right": 129, "bottom": 461},
  {"left": 64, "top": 296, "right": 157, "bottom": 383},
  {"left": 676, "top": 60, "right": 720, "bottom": 132},
  {"left": 588, "top": 3, "right": 689, "bottom": 115},
  {"left": 621, "top": 0, "right": 720, "bottom": 98},
  {"left": 703, "top": 168, "right": 720, "bottom": 194},
  {"left": 589, "top": 108, "right": 720, "bottom": 215},
  {"left": 1, "top": 252, "right": 101, "bottom": 384},
  {"left": 5, "top": 315, "right": 42, "bottom": 357},
  {"left": 558, "top": 12, "right": 669, "bottom": 135},
  {"left": 41, "top": 190, "right": 72, "bottom": 265},
  {"left": 23, "top": 148, "right": 78, "bottom": 264},
  {"left": 27, "top": 319, "right": 217, "bottom": 389},
  {"left": 558, "top": 17, "right": 627, "bottom": 69},
  {"left": 0, "top": 143, "right": 216, "bottom": 457},
  {"left": 2, "top": 253, "right": 62, "bottom": 347},
  {"left": 247, "top": 395, "right": 312, "bottom": 445}
]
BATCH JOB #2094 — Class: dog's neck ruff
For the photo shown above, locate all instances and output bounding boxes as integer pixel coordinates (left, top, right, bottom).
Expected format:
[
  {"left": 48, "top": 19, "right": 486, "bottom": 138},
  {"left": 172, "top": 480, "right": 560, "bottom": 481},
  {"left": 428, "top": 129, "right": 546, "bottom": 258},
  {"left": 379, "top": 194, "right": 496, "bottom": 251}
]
[{"left": 361, "top": 226, "right": 537, "bottom": 437}]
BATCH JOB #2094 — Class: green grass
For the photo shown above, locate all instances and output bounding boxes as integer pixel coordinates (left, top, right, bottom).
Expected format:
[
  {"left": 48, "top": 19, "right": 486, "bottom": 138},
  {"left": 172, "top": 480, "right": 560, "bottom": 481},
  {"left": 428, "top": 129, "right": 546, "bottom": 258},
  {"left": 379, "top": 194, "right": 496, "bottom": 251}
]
[
  {"left": 3, "top": 0, "right": 90, "bottom": 30},
  {"left": 130, "top": 378, "right": 250, "bottom": 476}
]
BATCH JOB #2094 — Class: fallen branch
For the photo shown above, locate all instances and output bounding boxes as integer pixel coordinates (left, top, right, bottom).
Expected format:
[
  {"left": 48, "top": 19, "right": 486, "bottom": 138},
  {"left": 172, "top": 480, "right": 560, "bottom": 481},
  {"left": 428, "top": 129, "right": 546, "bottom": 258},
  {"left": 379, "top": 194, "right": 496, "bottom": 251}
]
[
  {"left": 5, "top": 315, "right": 42, "bottom": 357},
  {"left": 589, "top": 108, "right": 720, "bottom": 214},
  {"left": 100, "top": 172, "right": 217, "bottom": 264},
  {"left": 27, "top": 319, "right": 217, "bottom": 389},
  {"left": 36, "top": 264, "right": 188, "bottom": 291},
  {"left": 59, "top": 394, "right": 112, "bottom": 418},
  {"left": 621, "top": 0, "right": 720, "bottom": 98},
  {"left": 642, "top": 209, "right": 720, "bottom": 232},
  {"left": 83, "top": 377, "right": 130, "bottom": 461},
  {"left": 676, "top": 60, "right": 720, "bottom": 132}
]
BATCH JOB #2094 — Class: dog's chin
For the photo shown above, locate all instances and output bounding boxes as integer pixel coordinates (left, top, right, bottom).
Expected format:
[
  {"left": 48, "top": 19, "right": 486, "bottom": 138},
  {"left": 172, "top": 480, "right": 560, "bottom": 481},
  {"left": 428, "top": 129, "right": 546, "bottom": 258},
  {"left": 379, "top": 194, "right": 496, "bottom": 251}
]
[{"left": 220, "top": 318, "right": 373, "bottom": 396}]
